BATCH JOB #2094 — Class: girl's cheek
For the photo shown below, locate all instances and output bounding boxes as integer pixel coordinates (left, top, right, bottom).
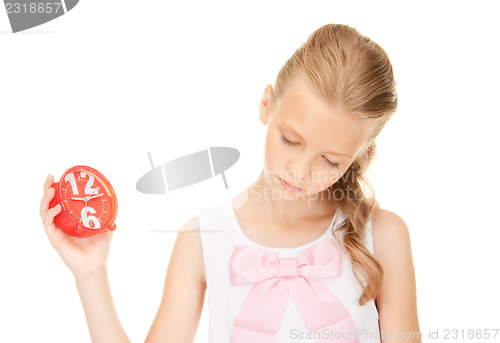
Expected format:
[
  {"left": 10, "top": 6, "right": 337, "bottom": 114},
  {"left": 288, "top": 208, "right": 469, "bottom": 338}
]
[
  {"left": 264, "top": 137, "right": 278, "bottom": 170},
  {"left": 314, "top": 169, "right": 339, "bottom": 189}
]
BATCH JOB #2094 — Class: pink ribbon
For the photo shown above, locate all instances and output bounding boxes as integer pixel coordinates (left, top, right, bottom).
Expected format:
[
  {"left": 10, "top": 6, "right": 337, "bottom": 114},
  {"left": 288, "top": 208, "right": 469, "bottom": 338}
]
[{"left": 229, "top": 239, "right": 359, "bottom": 343}]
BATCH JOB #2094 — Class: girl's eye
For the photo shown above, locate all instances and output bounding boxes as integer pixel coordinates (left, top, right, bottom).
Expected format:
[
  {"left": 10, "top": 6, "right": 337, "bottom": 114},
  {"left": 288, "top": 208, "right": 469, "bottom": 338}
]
[
  {"left": 280, "top": 135, "right": 297, "bottom": 146},
  {"left": 325, "top": 159, "right": 340, "bottom": 170},
  {"left": 280, "top": 135, "right": 340, "bottom": 170}
]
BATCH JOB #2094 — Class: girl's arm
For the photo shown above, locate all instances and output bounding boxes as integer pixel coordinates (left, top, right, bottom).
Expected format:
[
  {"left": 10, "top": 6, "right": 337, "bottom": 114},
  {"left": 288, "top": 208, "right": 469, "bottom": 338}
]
[
  {"left": 144, "top": 215, "right": 207, "bottom": 342},
  {"left": 40, "top": 175, "right": 131, "bottom": 343},
  {"left": 372, "top": 209, "right": 421, "bottom": 343},
  {"left": 41, "top": 175, "right": 206, "bottom": 343},
  {"left": 75, "top": 268, "right": 131, "bottom": 343}
]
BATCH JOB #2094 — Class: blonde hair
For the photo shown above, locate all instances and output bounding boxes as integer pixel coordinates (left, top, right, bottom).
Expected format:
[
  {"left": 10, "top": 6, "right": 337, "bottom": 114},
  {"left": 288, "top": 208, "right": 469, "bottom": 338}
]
[{"left": 271, "top": 24, "right": 398, "bottom": 305}]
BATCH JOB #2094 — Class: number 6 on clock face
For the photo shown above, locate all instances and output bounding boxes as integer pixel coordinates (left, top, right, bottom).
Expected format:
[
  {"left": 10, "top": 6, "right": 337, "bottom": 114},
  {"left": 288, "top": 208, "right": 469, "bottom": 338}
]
[
  {"left": 50, "top": 166, "right": 118, "bottom": 238},
  {"left": 81, "top": 206, "right": 100, "bottom": 229}
]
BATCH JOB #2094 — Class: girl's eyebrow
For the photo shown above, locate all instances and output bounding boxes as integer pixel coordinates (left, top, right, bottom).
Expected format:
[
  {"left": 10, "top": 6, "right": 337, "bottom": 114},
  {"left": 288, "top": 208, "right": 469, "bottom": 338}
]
[{"left": 279, "top": 121, "right": 353, "bottom": 159}]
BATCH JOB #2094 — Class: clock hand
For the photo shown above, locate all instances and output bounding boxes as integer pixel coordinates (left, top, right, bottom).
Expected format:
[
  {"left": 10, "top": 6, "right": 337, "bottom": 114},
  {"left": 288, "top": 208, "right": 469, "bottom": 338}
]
[
  {"left": 81, "top": 189, "right": 95, "bottom": 213},
  {"left": 71, "top": 197, "right": 87, "bottom": 201},
  {"left": 87, "top": 193, "right": 103, "bottom": 201},
  {"left": 82, "top": 189, "right": 97, "bottom": 202},
  {"left": 71, "top": 189, "right": 97, "bottom": 202},
  {"left": 83, "top": 189, "right": 101, "bottom": 213}
]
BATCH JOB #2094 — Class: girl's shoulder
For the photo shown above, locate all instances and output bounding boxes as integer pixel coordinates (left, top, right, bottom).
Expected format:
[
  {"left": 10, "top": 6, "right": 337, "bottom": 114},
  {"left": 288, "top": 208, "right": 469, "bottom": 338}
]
[
  {"left": 371, "top": 208, "right": 412, "bottom": 257},
  {"left": 371, "top": 208, "right": 415, "bottom": 299}
]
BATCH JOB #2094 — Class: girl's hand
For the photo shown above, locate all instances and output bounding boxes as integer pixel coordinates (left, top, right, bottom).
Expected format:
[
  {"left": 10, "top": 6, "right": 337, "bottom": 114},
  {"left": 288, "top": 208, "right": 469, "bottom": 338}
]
[{"left": 39, "top": 174, "right": 114, "bottom": 281}]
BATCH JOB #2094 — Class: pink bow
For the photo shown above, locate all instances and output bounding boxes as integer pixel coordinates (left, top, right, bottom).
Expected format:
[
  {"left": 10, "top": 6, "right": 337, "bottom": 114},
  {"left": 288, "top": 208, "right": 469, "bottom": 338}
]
[{"left": 229, "top": 239, "right": 359, "bottom": 343}]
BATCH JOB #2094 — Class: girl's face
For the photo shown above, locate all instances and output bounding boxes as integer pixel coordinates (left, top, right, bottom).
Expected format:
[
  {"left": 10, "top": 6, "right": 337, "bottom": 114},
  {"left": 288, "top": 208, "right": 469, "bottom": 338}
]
[{"left": 259, "top": 77, "right": 369, "bottom": 198}]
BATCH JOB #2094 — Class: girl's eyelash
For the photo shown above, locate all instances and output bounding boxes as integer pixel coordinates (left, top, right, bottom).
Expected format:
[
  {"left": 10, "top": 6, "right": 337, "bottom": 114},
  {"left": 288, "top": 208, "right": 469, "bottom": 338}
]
[
  {"left": 280, "top": 135, "right": 340, "bottom": 169},
  {"left": 326, "top": 160, "right": 340, "bottom": 169},
  {"left": 280, "top": 135, "right": 297, "bottom": 146}
]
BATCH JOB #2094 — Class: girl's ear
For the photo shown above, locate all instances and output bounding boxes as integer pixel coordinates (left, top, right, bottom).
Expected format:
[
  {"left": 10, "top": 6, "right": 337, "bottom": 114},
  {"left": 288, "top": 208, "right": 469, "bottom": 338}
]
[{"left": 259, "top": 84, "right": 274, "bottom": 125}]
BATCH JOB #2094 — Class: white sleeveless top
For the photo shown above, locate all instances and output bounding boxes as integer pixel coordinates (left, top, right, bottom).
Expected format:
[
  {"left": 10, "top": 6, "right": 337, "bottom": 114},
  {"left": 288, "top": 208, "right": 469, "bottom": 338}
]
[{"left": 198, "top": 198, "right": 381, "bottom": 343}]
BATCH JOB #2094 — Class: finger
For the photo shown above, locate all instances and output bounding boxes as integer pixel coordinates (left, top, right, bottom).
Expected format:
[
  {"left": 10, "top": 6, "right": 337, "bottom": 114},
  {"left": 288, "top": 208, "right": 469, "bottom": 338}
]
[
  {"left": 42, "top": 203, "right": 61, "bottom": 229},
  {"left": 39, "top": 187, "right": 55, "bottom": 218},
  {"left": 48, "top": 203, "right": 62, "bottom": 217},
  {"left": 43, "top": 174, "right": 54, "bottom": 194}
]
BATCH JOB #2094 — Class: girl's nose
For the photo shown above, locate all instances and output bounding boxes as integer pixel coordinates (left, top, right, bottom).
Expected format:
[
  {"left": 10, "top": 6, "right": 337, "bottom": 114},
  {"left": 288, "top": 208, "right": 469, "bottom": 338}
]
[{"left": 287, "top": 156, "right": 311, "bottom": 183}]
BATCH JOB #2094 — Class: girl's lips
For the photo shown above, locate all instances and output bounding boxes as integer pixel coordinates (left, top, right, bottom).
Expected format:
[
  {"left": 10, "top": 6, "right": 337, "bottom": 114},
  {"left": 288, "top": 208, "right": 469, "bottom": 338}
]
[{"left": 279, "top": 177, "right": 303, "bottom": 192}]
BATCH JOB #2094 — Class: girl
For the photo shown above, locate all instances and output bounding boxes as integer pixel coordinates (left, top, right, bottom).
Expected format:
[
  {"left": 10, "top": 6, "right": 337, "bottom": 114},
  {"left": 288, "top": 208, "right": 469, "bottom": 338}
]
[{"left": 40, "top": 23, "right": 420, "bottom": 343}]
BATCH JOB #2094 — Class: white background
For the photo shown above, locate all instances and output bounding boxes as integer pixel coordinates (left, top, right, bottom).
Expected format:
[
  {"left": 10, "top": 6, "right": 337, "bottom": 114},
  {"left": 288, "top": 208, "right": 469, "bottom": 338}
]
[{"left": 1, "top": 0, "right": 499, "bottom": 342}]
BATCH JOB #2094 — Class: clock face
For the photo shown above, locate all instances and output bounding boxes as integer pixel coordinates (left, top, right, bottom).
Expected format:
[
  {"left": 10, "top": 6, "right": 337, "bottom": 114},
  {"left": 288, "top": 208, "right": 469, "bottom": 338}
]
[{"left": 60, "top": 167, "right": 117, "bottom": 230}]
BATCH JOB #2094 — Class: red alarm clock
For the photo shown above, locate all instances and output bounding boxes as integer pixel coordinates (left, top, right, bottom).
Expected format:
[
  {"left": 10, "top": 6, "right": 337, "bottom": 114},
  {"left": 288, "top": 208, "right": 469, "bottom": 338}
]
[{"left": 49, "top": 165, "right": 118, "bottom": 238}]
